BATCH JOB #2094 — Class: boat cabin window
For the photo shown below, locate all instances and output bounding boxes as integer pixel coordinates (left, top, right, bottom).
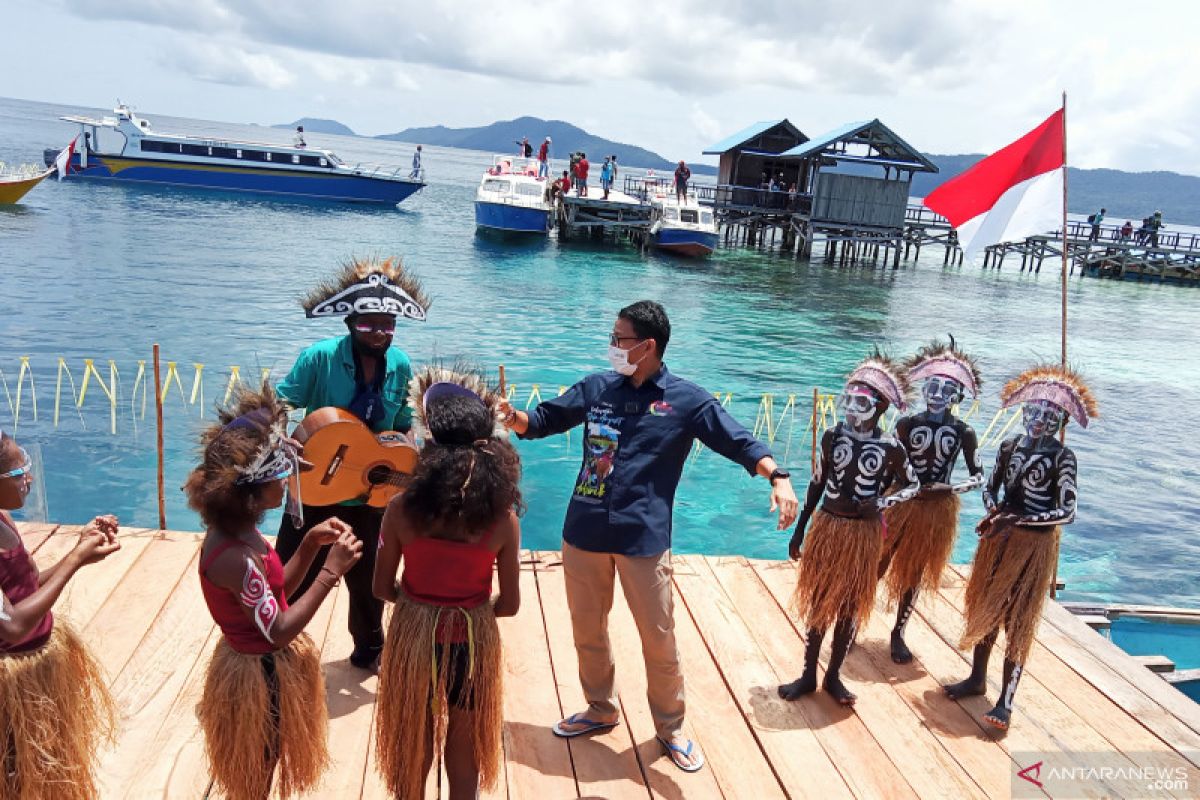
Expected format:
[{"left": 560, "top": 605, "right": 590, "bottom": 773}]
[
  {"left": 140, "top": 139, "right": 183, "bottom": 154},
  {"left": 515, "top": 183, "right": 542, "bottom": 197},
  {"left": 701, "top": 211, "right": 714, "bottom": 225},
  {"left": 212, "top": 146, "right": 237, "bottom": 159},
  {"left": 680, "top": 209, "right": 699, "bottom": 224},
  {"left": 319, "top": 158, "right": 329, "bottom": 167},
  {"left": 664, "top": 208, "right": 679, "bottom": 221},
  {"left": 483, "top": 179, "right": 511, "bottom": 194}
]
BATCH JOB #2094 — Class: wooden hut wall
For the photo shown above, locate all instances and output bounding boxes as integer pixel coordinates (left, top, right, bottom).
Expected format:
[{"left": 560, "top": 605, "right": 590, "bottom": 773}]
[{"left": 811, "top": 173, "right": 911, "bottom": 228}]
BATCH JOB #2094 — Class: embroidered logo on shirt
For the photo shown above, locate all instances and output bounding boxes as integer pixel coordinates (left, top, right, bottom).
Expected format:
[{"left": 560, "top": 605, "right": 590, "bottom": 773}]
[{"left": 649, "top": 400, "right": 673, "bottom": 416}]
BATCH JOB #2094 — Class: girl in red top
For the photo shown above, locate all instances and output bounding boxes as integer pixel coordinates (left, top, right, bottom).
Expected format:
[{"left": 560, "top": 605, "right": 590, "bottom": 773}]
[
  {"left": 374, "top": 368, "right": 522, "bottom": 800},
  {"left": 0, "top": 432, "right": 120, "bottom": 800},
  {"left": 185, "top": 385, "right": 362, "bottom": 800}
]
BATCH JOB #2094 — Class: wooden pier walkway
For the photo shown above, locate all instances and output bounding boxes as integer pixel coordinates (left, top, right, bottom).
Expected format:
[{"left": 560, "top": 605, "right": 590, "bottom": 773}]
[{"left": 18, "top": 522, "right": 1200, "bottom": 799}]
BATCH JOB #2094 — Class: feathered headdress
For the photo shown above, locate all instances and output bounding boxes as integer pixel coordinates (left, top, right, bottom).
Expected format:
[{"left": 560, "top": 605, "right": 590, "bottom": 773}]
[
  {"left": 847, "top": 350, "right": 913, "bottom": 411},
  {"left": 1001, "top": 363, "right": 1098, "bottom": 428},
  {"left": 301, "top": 256, "right": 431, "bottom": 321},
  {"left": 906, "top": 336, "right": 982, "bottom": 398},
  {"left": 408, "top": 365, "right": 506, "bottom": 443},
  {"left": 199, "top": 383, "right": 296, "bottom": 485}
]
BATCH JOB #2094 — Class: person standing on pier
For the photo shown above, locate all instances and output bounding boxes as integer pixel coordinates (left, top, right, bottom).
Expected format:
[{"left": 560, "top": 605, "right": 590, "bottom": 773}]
[
  {"left": 0, "top": 432, "right": 119, "bottom": 800},
  {"left": 372, "top": 368, "right": 522, "bottom": 800},
  {"left": 1120, "top": 220, "right": 1133, "bottom": 242},
  {"left": 600, "top": 156, "right": 615, "bottom": 200},
  {"left": 275, "top": 256, "right": 430, "bottom": 673},
  {"left": 781, "top": 352, "right": 919, "bottom": 707},
  {"left": 674, "top": 160, "right": 691, "bottom": 203},
  {"left": 877, "top": 339, "right": 984, "bottom": 664},
  {"left": 187, "top": 384, "right": 363, "bottom": 800},
  {"left": 945, "top": 364, "right": 1097, "bottom": 731},
  {"left": 499, "top": 300, "right": 798, "bottom": 773},
  {"left": 1148, "top": 210, "right": 1165, "bottom": 247},
  {"left": 537, "top": 136, "right": 551, "bottom": 179},
  {"left": 574, "top": 152, "right": 589, "bottom": 197},
  {"left": 1087, "top": 208, "right": 1106, "bottom": 241}
]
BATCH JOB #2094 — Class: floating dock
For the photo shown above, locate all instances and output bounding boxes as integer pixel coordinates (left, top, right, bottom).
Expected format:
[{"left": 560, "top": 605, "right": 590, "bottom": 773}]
[{"left": 18, "top": 522, "right": 1200, "bottom": 798}]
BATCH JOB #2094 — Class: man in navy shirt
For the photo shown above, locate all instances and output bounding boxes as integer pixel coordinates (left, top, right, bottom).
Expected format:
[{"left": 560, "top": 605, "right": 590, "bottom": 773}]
[{"left": 501, "top": 300, "right": 798, "bottom": 773}]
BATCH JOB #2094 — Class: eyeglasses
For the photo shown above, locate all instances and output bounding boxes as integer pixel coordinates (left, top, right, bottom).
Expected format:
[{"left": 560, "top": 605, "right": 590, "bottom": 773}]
[
  {"left": 354, "top": 321, "right": 396, "bottom": 335},
  {"left": 0, "top": 447, "right": 32, "bottom": 479},
  {"left": 609, "top": 333, "right": 644, "bottom": 346}
]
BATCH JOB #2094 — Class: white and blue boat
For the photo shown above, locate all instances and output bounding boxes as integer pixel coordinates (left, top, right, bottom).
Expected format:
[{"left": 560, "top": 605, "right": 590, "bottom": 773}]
[
  {"left": 474, "top": 155, "right": 551, "bottom": 234},
  {"left": 649, "top": 194, "right": 718, "bottom": 257},
  {"left": 47, "top": 105, "right": 424, "bottom": 205}
]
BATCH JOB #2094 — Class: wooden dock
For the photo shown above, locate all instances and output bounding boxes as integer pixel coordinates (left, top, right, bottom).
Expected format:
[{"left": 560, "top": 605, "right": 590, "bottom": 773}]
[{"left": 16, "top": 522, "right": 1200, "bottom": 799}]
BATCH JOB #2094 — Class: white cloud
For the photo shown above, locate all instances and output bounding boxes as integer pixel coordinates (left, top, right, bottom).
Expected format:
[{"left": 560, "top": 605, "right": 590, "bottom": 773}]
[{"left": 164, "top": 41, "right": 295, "bottom": 90}]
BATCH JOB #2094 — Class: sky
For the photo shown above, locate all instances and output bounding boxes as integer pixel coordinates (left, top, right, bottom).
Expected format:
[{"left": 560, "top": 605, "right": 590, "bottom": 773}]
[{"left": 3, "top": 0, "right": 1195, "bottom": 173}]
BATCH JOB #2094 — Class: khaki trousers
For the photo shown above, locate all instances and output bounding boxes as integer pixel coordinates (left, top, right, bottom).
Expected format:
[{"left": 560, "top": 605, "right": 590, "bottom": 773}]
[{"left": 562, "top": 541, "right": 686, "bottom": 739}]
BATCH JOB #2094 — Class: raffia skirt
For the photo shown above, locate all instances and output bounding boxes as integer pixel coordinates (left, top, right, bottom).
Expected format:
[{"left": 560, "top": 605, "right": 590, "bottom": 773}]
[
  {"left": 375, "top": 595, "right": 503, "bottom": 800},
  {"left": 880, "top": 493, "right": 961, "bottom": 602},
  {"left": 0, "top": 623, "right": 116, "bottom": 800},
  {"left": 960, "top": 525, "right": 1060, "bottom": 663},
  {"left": 792, "top": 509, "right": 883, "bottom": 632},
  {"left": 197, "top": 633, "right": 327, "bottom": 800}
]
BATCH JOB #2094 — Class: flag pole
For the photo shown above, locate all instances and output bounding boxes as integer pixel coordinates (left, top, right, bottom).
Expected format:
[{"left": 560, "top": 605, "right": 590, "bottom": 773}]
[
  {"left": 1060, "top": 90, "right": 1068, "bottom": 368},
  {"left": 1052, "top": 90, "right": 1068, "bottom": 600}
]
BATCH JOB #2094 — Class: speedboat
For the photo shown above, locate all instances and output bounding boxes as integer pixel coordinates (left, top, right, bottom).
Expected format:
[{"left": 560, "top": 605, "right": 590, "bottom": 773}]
[
  {"left": 0, "top": 163, "right": 52, "bottom": 204},
  {"left": 649, "top": 193, "right": 718, "bottom": 257},
  {"left": 44, "top": 104, "right": 424, "bottom": 205},
  {"left": 474, "top": 155, "right": 551, "bottom": 234}
]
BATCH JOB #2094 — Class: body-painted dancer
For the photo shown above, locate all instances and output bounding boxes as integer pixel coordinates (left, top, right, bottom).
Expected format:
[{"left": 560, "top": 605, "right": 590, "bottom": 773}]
[
  {"left": 276, "top": 256, "right": 429, "bottom": 672},
  {"left": 373, "top": 367, "right": 522, "bottom": 800},
  {"left": 781, "top": 353, "right": 919, "bottom": 705},
  {"left": 878, "top": 339, "right": 984, "bottom": 664},
  {"left": 186, "top": 385, "right": 363, "bottom": 800},
  {"left": 0, "top": 432, "right": 119, "bottom": 800},
  {"left": 945, "top": 364, "right": 1097, "bottom": 730}
]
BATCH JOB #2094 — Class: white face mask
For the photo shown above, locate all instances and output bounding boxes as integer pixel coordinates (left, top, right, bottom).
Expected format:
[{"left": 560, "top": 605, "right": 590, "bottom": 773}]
[{"left": 607, "top": 344, "right": 642, "bottom": 376}]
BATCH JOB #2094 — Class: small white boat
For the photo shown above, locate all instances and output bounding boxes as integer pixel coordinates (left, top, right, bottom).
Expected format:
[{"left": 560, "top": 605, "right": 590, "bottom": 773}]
[
  {"left": 649, "top": 194, "right": 718, "bottom": 257},
  {"left": 474, "top": 155, "right": 551, "bottom": 234}
]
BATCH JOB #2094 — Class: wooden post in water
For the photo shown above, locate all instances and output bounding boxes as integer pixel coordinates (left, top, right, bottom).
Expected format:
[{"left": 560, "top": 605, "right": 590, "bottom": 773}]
[{"left": 153, "top": 343, "right": 166, "bottom": 531}]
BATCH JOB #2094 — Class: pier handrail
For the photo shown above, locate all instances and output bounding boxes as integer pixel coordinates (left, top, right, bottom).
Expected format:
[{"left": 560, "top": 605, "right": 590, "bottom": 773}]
[{"left": 621, "top": 174, "right": 717, "bottom": 203}]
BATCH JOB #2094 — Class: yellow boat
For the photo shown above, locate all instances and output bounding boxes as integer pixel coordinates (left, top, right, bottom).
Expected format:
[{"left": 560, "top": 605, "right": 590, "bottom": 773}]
[{"left": 0, "top": 164, "right": 52, "bottom": 204}]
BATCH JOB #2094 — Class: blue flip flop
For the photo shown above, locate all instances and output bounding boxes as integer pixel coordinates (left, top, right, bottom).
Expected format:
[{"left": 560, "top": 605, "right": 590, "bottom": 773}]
[
  {"left": 657, "top": 736, "right": 706, "bottom": 773},
  {"left": 552, "top": 712, "right": 619, "bottom": 738}
]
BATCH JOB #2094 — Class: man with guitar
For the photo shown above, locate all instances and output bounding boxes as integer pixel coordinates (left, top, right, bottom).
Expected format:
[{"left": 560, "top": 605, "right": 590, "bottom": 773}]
[{"left": 275, "top": 257, "right": 429, "bottom": 671}]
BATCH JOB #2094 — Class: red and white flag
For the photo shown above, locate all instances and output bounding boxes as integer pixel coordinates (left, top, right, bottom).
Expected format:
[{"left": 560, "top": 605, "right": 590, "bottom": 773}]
[
  {"left": 55, "top": 135, "right": 79, "bottom": 180},
  {"left": 923, "top": 109, "right": 1064, "bottom": 259}
]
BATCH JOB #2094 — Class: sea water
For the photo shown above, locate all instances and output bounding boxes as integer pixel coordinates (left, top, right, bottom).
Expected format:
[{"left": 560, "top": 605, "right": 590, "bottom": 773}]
[{"left": 1, "top": 96, "right": 1198, "bottom": 607}]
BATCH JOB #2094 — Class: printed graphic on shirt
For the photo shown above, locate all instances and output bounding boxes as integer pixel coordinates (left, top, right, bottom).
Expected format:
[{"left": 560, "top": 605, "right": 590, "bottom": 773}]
[{"left": 576, "top": 405, "right": 623, "bottom": 499}]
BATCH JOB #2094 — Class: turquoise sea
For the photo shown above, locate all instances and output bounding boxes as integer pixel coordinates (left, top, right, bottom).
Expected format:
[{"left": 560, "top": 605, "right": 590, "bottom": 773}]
[{"left": 1, "top": 97, "right": 1198, "bottom": 607}]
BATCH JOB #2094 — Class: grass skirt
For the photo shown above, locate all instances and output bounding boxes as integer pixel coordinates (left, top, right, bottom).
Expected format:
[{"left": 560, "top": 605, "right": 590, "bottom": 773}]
[
  {"left": 197, "top": 633, "right": 327, "bottom": 800},
  {"left": 960, "top": 525, "right": 1060, "bottom": 663},
  {"left": 792, "top": 509, "right": 883, "bottom": 632},
  {"left": 880, "top": 493, "right": 961, "bottom": 602},
  {"left": 0, "top": 624, "right": 116, "bottom": 800},
  {"left": 375, "top": 595, "right": 503, "bottom": 800}
]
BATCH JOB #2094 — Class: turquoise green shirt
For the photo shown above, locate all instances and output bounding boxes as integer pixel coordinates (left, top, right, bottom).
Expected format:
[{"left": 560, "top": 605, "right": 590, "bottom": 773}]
[{"left": 276, "top": 335, "right": 414, "bottom": 433}]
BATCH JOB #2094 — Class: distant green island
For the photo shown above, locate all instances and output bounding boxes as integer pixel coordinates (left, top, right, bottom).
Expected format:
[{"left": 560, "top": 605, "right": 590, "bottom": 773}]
[{"left": 277, "top": 115, "right": 1200, "bottom": 221}]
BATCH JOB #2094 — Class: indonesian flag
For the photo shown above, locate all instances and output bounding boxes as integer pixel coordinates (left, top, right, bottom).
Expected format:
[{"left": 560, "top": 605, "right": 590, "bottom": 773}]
[
  {"left": 924, "top": 109, "right": 1064, "bottom": 260},
  {"left": 55, "top": 135, "right": 78, "bottom": 180}
]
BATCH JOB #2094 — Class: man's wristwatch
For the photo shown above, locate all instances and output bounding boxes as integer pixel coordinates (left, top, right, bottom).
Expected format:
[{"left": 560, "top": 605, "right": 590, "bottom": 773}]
[{"left": 769, "top": 468, "right": 791, "bottom": 484}]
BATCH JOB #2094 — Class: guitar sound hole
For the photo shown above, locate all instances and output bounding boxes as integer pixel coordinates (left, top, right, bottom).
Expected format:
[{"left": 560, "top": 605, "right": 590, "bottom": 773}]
[{"left": 367, "top": 465, "right": 391, "bottom": 486}]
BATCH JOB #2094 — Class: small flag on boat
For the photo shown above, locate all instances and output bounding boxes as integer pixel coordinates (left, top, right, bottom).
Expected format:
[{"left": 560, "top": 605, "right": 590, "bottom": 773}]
[
  {"left": 54, "top": 135, "right": 79, "bottom": 181},
  {"left": 923, "top": 109, "right": 1064, "bottom": 260}
]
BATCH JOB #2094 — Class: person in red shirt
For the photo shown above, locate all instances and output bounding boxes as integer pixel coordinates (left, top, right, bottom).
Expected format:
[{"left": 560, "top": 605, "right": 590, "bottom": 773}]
[
  {"left": 537, "top": 137, "right": 551, "bottom": 179},
  {"left": 574, "top": 153, "right": 589, "bottom": 197}
]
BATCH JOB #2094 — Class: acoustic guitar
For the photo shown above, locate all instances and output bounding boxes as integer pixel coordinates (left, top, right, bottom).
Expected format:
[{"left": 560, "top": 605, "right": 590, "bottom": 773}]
[{"left": 291, "top": 407, "right": 419, "bottom": 507}]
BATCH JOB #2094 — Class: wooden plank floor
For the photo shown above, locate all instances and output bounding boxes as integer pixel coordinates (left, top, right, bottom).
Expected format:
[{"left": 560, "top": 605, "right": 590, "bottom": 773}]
[{"left": 15, "top": 524, "right": 1200, "bottom": 799}]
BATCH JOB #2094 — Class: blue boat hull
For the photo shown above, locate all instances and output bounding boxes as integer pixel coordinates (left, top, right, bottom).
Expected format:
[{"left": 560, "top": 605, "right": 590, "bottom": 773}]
[
  {"left": 475, "top": 201, "right": 549, "bottom": 234},
  {"left": 59, "top": 154, "right": 423, "bottom": 205},
  {"left": 653, "top": 227, "right": 717, "bottom": 257}
]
